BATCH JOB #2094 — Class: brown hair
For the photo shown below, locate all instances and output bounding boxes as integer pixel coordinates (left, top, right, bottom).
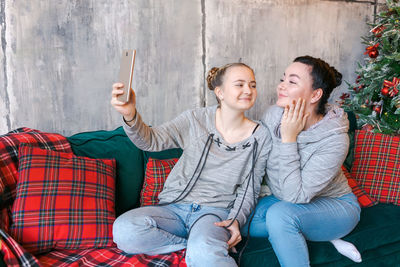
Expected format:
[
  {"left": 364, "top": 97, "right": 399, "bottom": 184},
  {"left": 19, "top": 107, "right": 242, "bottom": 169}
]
[
  {"left": 206, "top": 63, "right": 254, "bottom": 92},
  {"left": 293, "top": 56, "right": 342, "bottom": 115}
]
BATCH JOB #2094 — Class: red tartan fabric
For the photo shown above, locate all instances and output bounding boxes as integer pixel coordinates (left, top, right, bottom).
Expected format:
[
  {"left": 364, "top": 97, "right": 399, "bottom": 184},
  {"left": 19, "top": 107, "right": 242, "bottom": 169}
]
[
  {"left": 38, "top": 248, "right": 187, "bottom": 267},
  {"left": 0, "top": 228, "right": 41, "bottom": 267},
  {"left": 341, "top": 165, "right": 378, "bottom": 208},
  {"left": 140, "top": 158, "right": 178, "bottom": 206},
  {"left": 351, "top": 130, "right": 400, "bottom": 205},
  {"left": 0, "top": 127, "right": 72, "bottom": 232},
  {"left": 9, "top": 144, "right": 116, "bottom": 255}
]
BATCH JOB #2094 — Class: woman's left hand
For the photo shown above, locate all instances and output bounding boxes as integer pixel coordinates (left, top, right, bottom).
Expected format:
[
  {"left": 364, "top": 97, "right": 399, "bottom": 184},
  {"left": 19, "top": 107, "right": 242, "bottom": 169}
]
[
  {"left": 214, "top": 219, "right": 242, "bottom": 249},
  {"left": 280, "top": 98, "right": 309, "bottom": 143}
]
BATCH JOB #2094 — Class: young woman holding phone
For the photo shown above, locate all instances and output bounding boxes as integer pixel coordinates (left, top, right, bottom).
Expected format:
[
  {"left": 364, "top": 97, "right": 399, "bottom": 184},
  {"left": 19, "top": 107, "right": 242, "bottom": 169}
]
[{"left": 111, "top": 62, "right": 272, "bottom": 266}]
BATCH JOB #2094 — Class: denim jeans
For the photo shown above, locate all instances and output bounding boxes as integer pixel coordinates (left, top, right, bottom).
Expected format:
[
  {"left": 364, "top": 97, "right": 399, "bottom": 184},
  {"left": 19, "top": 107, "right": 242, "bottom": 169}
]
[
  {"left": 112, "top": 203, "right": 237, "bottom": 267},
  {"left": 242, "top": 193, "right": 361, "bottom": 267}
]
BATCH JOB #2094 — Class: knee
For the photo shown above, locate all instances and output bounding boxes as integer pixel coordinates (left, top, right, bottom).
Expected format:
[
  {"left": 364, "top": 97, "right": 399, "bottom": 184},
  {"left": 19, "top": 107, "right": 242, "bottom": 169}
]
[
  {"left": 265, "top": 202, "right": 299, "bottom": 234},
  {"left": 186, "top": 236, "right": 229, "bottom": 264},
  {"left": 112, "top": 214, "right": 156, "bottom": 254}
]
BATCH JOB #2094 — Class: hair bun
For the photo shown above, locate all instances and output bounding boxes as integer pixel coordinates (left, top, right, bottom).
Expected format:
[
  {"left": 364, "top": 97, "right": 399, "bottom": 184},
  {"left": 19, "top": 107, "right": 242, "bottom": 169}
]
[
  {"left": 207, "top": 67, "right": 219, "bottom": 91},
  {"left": 333, "top": 67, "right": 342, "bottom": 87},
  {"left": 330, "top": 66, "right": 342, "bottom": 88}
]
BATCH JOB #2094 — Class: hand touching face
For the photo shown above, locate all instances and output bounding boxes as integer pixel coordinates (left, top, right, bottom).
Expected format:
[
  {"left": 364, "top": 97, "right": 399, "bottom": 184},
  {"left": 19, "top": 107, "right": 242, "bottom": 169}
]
[{"left": 280, "top": 98, "right": 309, "bottom": 143}]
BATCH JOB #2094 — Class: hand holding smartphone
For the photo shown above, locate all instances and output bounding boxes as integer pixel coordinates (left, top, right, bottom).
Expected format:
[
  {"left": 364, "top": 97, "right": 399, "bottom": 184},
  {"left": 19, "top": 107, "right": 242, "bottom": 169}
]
[{"left": 117, "top": 49, "right": 136, "bottom": 103}]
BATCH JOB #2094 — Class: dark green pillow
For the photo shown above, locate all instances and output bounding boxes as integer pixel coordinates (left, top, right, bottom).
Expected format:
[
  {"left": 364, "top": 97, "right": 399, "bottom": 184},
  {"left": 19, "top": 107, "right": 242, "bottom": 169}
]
[{"left": 67, "top": 127, "right": 144, "bottom": 216}]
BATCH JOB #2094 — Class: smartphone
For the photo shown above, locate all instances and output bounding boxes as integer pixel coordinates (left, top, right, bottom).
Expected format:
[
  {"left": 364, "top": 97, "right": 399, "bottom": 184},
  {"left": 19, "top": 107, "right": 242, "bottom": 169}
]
[{"left": 117, "top": 49, "right": 136, "bottom": 103}]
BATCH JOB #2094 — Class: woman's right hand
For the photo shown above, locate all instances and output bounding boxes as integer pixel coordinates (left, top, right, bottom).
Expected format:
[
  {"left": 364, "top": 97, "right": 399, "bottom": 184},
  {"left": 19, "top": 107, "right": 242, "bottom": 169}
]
[
  {"left": 280, "top": 98, "right": 309, "bottom": 143},
  {"left": 110, "top": 83, "right": 137, "bottom": 122}
]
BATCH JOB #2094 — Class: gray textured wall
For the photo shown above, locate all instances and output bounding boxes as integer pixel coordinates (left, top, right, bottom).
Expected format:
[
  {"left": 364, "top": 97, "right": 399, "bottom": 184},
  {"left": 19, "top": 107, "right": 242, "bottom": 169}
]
[{"left": 1, "top": 0, "right": 375, "bottom": 136}]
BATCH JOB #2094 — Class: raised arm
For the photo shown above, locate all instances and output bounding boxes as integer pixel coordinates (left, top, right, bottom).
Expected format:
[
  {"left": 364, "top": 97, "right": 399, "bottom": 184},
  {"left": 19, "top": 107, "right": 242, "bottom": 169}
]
[
  {"left": 111, "top": 82, "right": 190, "bottom": 151},
  {"left": 276, "top": 99, "right": 349, "bottom": 203}
]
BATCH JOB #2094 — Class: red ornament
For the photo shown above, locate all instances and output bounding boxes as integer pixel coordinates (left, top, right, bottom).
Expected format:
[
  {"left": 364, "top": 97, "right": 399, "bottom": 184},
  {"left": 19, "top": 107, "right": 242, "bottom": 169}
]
[
  {"left": 381, "top": 87, "right": 390, "bottom": 96},
  {"left": 364, "top": 43, "right": 379, "bottom": 58},
  {"left": 374, "top": 105, "right": 382, "bottom": 113},
  {"left": 368, "top": 50, "right": 379, "bottom": 58},
  {"left": 356, "top": 76, "right": 361, "bottom": 83}
]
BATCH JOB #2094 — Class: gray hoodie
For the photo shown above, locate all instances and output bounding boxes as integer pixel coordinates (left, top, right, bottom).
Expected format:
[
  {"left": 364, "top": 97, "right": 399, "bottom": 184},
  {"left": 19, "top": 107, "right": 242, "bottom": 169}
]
[
  {"left": 123, "top": 105, "right": 272, "bottom": 227},
  {"left": 262, "top": 104, "right": 352, "bottom": 203}
]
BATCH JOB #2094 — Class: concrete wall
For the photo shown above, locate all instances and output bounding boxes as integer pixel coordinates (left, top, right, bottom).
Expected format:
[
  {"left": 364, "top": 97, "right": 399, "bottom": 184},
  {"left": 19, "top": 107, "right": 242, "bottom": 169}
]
[{"left": 1, "top": 0, "right": 375, "bottom": 136}]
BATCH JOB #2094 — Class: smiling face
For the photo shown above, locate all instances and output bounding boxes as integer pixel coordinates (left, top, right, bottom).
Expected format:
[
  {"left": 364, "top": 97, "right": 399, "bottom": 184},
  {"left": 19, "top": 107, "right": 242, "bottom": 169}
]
[
  {"left": 215, "top": 66, "right": 257, "bottom": 111},
  {"left": 276, "top": 62, "right": 323, "bottom": 113}
]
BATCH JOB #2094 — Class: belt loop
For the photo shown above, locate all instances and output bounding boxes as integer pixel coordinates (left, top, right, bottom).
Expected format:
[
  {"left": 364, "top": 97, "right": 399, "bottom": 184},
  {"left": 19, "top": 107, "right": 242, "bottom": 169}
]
[{"left": 192, "top": 203, "right": 200, "bottom": 212}]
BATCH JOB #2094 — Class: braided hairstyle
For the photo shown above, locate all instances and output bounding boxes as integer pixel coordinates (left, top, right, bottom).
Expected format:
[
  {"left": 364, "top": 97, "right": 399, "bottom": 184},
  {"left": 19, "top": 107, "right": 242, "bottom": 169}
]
[
  {"left": 293, "top": 56, "right": 342, "bottom": 115},
  {"left": 206, "top": 63, "right": 254, "bottom": 103}
]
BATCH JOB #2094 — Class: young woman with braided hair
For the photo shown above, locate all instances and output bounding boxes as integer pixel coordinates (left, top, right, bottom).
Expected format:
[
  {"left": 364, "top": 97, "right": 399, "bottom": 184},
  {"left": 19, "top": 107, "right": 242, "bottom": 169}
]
[
  {"left": 111, "top": 63, "right": 272, "bottom": 266},
  {"left": 243, "top": 56, "right": 362, "bottom": 266}
]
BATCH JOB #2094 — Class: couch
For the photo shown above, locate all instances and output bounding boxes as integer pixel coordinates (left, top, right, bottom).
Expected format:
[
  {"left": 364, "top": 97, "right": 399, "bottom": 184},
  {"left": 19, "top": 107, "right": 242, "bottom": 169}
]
[{"left": 1, "top": 113, "right": 400, "bottom": 266}]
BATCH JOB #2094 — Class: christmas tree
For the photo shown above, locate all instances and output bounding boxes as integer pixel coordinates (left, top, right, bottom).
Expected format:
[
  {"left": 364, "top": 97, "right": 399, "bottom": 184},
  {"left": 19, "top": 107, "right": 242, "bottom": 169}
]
[{"left": 342, "top": 0, "right": 400, "bottom": 135}]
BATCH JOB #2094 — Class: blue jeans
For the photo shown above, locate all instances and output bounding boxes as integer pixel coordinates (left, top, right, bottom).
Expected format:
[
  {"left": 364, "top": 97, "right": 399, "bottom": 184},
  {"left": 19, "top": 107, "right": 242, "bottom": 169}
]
[
  {"left": 113, "top": 203, "right": 237, "bottom": 267},
  {"left": 242, "top": 193, "right": 361, "bottom": 267}
]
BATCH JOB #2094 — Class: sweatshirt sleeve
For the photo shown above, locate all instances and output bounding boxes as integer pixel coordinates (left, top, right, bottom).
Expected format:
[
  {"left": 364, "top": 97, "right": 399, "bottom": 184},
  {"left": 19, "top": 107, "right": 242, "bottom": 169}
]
[
  {"left": 277, "top": 133, "right": 349, "bottom": 203},
  {"left": 123, "top": 109, "right": 191, "bottom": 151},
  {"left": 228, "top": 131, "right": 272, "bottom": 228}
]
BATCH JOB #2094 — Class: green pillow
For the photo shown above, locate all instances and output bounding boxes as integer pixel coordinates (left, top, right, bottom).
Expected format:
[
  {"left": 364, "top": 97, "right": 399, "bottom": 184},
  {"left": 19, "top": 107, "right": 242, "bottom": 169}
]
[{"left": 67, "top": 127, "right": 144, "bottom": 216}]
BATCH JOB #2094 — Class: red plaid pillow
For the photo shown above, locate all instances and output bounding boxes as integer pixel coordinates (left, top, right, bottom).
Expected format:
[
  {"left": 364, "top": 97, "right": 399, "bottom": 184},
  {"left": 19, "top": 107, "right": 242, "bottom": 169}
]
[
  {"left": 10, "top": 144, "right": 116, "bottom": 255},
  {"left": 140, "top": 158, "right": 178, "bottom": 206},
  {"left": 351, "top": 130, "right": 400, "bottom": 205},
  {"left": 0, "top": 127, "right": 72, "bottom": 232},
  {"left": 341, "top": 165, "right": 377, "bottom": 208}
]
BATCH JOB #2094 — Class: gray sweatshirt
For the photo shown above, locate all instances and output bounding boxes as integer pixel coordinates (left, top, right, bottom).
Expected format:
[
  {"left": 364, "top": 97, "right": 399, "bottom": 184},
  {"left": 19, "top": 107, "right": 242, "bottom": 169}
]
[
  {"left": 123, "top": 105, "right": 272, "bottom": 227},
  {"left": 262, "top": 104, "right": 352, "bottom": 203}
]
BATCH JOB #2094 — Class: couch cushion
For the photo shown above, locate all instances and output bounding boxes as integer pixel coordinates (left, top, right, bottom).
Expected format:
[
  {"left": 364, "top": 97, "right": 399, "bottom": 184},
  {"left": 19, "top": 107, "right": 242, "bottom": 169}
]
[
  {"left": 67, "top": 127, "right": 144, "bottom": 216},
  {"left": 10, "top": 144, "right": 116, "bottom": 255},
  {"left": 351, "top": 130, "right": 400, "bottom": 205},
  {"left": 236, "top": 203, "right": 400, "bottom": 266},
  {"left": 140, "top": 158, "right": 178, "bottom": 206}
]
